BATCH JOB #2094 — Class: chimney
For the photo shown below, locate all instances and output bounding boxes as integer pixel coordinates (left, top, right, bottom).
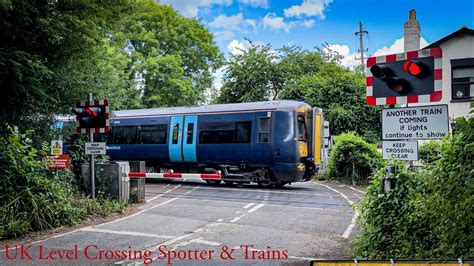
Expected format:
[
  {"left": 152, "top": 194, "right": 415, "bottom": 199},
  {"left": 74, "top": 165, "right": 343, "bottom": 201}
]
[{"left": 404, "top": 9, "right": 421, "bottom": 51}]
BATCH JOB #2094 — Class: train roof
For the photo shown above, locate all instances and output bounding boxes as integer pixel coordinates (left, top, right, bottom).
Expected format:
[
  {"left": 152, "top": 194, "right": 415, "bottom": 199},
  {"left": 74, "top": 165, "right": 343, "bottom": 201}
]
[{"left": 113, "top": 100, "right": 309, "bottom": 118}]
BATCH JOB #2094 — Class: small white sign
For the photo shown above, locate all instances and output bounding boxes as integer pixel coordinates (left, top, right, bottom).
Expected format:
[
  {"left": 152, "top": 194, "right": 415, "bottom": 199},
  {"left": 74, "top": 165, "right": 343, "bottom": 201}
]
[
  {"left": 383, "top": 141, "right": 418, "bottom": 161},
  {"left": 50, "top": 140, "right": 63, "bottom": 155},
  {"left": 85, "top": 142, "right": 106, "bottom": 155},
  {"left": 382, "top": 105, "right": 449, "bottom": 140}
]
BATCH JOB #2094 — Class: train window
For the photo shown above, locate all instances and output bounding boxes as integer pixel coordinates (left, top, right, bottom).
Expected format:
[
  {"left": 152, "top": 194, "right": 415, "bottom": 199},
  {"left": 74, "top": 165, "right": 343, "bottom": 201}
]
[
  {"left": 111, "top": 126, "right": 138, "bottom": 144},
  {"left": 186, "top": 123, "right": 194, "bottom": 144},
  {"left": 199, "top": 122, "right": 235, "bottom": 144},
  {"left": 172, "top": 123, "right": 179, "bottom": 144},
  {"left": 297, "top": 115, "right": 307, "bottom": 141},
  {"left": 258, "top": 118, "right": 270, "bottom": 143},
  {"left": 235, "top": 122, "right": 251, "bottom": 143},
  {"left": 139, "top": 125, "right": 167, "bottom": 144}
]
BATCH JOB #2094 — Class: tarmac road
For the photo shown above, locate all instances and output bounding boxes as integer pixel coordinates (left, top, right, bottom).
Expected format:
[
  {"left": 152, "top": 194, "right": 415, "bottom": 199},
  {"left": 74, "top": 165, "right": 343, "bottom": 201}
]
[{"left": 0, "top": 180, "right": 364, "bottom": 265}]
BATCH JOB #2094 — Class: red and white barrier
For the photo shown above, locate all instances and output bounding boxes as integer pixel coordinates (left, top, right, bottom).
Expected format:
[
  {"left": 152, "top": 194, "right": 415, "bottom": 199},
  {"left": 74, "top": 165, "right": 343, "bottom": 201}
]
[{"left": 128, "top": 172, "right": 221, "bottom": 181}]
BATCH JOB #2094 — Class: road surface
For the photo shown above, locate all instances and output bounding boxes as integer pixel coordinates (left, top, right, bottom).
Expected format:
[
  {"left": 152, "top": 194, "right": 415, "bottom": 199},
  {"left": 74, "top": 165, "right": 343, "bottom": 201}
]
[{"left": 0, "top": 180, "right": 364, "bottom": 265}]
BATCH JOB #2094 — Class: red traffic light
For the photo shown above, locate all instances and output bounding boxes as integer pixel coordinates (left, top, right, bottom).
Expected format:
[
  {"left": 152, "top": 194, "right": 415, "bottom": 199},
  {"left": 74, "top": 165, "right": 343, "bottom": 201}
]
[
  {"left": 403, "top": 60, "right": 423, "bottom": 76},
  {"left": 85, "top": 107, "right": 98, "bottom": 117}
]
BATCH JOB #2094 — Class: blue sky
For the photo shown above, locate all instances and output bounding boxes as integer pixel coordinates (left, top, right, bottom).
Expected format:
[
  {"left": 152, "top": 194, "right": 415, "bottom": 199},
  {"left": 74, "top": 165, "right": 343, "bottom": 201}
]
[{"left": 160, "top": 0, "right": 473, "bottom": 84}]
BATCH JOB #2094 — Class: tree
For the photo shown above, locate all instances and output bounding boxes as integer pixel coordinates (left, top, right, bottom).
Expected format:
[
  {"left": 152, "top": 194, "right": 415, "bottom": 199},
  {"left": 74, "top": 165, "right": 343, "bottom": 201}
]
[
  {"left": 216, "top": 42, "right": 381, "bottom": 142},
  {"left": 114, "top": 1, "right": 223, "bottom": 108}
]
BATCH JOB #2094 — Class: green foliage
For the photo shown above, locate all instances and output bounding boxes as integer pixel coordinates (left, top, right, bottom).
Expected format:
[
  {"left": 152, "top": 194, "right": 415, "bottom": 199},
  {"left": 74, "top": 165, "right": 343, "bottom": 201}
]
[
  {"left": 418, "top": 140, "right": 443, "bottom": 164},
  {"left": 1, "top": 0, "right": 222, "bottom": 131},
  {"left": 217, "top": 43, "right": 381, "bottom": 142},
  {"left": 0, "top": 127, "right": 85, "bottom": 237},
  {"left": 0, "top": 127, "right": 125, "bottom": 239},
  {"left": 217, "top": 41, "right": 278, "bottom": 103},
  {"left": 116, "top": 1, "right": 223, "bottom": 108},
  {"left": 323, "top": 132, "right": 382, "bottom": 185},
  {"left": 354, "top": 116, "right": 474, "bottom": 259}
]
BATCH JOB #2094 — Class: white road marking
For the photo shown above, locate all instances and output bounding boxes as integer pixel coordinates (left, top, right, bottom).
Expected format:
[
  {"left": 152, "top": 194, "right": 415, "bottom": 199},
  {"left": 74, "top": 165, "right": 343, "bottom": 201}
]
[
  {"left": 342, "top": 212, "right": 359, "bottom": 239},
  {"left": 0, "top": 184, "right": 187, "bottom": 253},
  {"left": 195, "top": 185, "right": 338, "bottom": 197},
  {"left": 315, "top": 183, "right": 359, "bottom": 239},
  {"left": 346, "top": 185, "right": 366, "bottom": 194},
  {"left": 146, "top": 184, "right": 181, "bottom": 203},
  {"left": 184, "top": 185, "right": 200, "bottom": 195},
  {"left": 80, "top": 227, "right": 174, "bottom": 239},
  {"left": 242, "top": 202, "right": 256, "bottom": 209},
  {"left": 190, "top": 238, "right": 221, "bottom": 246},
  {"left": 247, "top": 203, "right": 265, "bottom": 213},
  {"left": 230, "top": 214, "right": 248, "bottom": 223},
  {"left": 176, "top": 197, "right": 343, "bottom": 212},
  {"left": 216, "top": 219, "right": 224, "bottom": 222},
  {"left": 235, "top": 210, "right": 242, "bottom": 214}
]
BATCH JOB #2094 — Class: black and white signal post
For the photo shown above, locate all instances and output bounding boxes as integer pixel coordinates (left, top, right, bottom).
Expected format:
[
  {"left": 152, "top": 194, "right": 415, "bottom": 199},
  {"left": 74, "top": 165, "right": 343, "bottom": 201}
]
[
  {"left": 365, "top": 47, "right": 448, "bottom": 191},
  {"left": 71, "top": 94, "right": 109, "bottom": 198}
]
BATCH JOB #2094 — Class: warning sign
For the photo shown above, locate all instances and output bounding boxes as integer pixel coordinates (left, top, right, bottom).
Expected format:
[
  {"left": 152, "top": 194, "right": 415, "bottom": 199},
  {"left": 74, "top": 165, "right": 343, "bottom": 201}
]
[
  {"left": 383, "top": 141, "right": 418, "bottom": 161},
  {"left": 382, "top": 104, "right": 449, "bottom": 140},
  {"left": 85, "top": 142, "right": 106, "bottom": 155},
  {"left": 45, "top": 154, "right": 70, "bottom": 169},
  {"left": 51, "top": 140, "right": 63, "bottom": 155}
]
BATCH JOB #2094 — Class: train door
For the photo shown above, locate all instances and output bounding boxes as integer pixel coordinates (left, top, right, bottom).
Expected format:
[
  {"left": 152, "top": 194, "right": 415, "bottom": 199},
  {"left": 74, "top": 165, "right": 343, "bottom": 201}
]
[
  {"left": 253, "top": 112, "right": 273, "bottom": 165},
  {"left": 168, "top": 115, "right": 198, "bottom": 162},
  {"left": 182, "top": 115, "right": 197, "bottom": 162},
  {"left": 169, "top": 116, "right": 184, "bottom": 161}
]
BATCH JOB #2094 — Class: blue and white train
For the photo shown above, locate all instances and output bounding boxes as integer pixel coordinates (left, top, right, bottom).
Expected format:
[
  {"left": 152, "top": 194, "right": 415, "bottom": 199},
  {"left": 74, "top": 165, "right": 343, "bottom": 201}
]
[{"left": 103, "top": 101, "right": 324, "bottom": 187}]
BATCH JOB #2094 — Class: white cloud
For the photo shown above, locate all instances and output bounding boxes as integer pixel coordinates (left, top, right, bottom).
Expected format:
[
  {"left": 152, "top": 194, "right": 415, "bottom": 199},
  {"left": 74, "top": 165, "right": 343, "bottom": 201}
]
[
  {"left": 324, "top": 37, "right": 431, "bottom": 69},
  {"left": 214, "top": 30, "right": 235, "bottom": 41},
  {"left": 324, "top": 44, "right": 359, "bottom": 69},
  {"left": 263, "top": 13, "right": 290, "bottom": 32},
  {"left": 211, "top": 13, "right": 243, "bottom": 28},
  {"left": 262, "top": 13, "right": 315, "bottom": 32},
  {"left": 227, "top": 39, "right": 252, "bottom": 55},
  {"left": 239, "top": 0, "right": 268, "bottom": 8},
  {"left": 243, "top": 19, "right": 257, "bottom": 29},
  {"left": 212, "top": 66, "right": 227, "bottom": 90},
  {"left": 373, "top": 37, "right": 429, "bottom": 56},
  {"left": 160, "top": 0, "right": 232, "bottom": 17},
  {"left": 284, "top": 0, "right": 332, "bottom": 19},
  {"left": 300, "top": 19, "right": 315, "bottom": 28}
]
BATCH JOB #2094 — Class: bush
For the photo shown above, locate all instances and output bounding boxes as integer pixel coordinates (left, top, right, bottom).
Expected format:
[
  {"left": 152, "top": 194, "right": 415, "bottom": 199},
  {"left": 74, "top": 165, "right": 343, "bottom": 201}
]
[
  {"left": 353, "top": 163, "right": 424, "bottom": 258},
  {"left": 0, "top": 127, "right": 126, "bottom": 239},
  {"left": 418, "top": 140, "right": 442, "bottom": 164},
  {"left": 323, "top": 132, "right": 382, "bottom": 185},
  {"left": 0, "top": 127, "right": 86, "bottom": 238},
  {"left": 354, "top": 116, "right": 474, "bottom": 259}
]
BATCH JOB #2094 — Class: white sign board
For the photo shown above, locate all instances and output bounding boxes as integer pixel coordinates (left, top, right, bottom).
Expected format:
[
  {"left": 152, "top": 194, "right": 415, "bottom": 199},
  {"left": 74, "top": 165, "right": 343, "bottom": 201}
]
[
  {"left": 382, "top": 105, "right": 449, "bottom": 140},
  {"left": 50, "top": 140, "right": 63, "bottom": 155},
  {"left": 85, "top": 142, "right": 106, "bottom": 155},
  {"left": 383, "top": 141, "right": 418, "bottom": 161}
]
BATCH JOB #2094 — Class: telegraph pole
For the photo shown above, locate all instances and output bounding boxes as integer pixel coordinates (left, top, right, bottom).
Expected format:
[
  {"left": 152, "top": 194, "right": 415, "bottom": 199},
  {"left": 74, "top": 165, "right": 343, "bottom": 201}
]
[{"left": 355, "top": 21, "right": 368, "bottom": 66}]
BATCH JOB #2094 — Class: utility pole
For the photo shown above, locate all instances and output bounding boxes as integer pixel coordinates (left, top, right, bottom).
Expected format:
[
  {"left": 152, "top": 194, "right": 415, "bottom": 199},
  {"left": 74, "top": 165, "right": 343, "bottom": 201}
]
[{"left": 355, "top": 21, "right": 368, "bottom": 66}]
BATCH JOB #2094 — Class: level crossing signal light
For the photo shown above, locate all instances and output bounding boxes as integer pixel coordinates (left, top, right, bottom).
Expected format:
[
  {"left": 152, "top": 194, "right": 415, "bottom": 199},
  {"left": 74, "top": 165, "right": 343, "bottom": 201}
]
[
  {"left": 365, "top": 47, "right": 442, "bottom": 105},
  {"left": 72, "top": 99, "right": 109, "bottom": 133}
]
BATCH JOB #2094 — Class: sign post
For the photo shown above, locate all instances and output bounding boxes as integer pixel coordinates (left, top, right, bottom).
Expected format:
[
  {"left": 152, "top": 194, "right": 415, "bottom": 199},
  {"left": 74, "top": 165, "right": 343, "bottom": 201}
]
[
  {"left": 365, "top": 47, "right": 448, "bottom": 191},
  {"left": 71, "top": 94, "right": 109, "bottom": 198},
  {"left": 88, "top": 93, "right": 95, "bottom": 198}
]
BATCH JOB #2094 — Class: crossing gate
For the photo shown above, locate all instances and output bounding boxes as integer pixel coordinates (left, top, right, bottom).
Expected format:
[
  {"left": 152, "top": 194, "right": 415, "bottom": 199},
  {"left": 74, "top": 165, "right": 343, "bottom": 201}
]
[{"left": 127, "top": 172, "right": 222, "bottom": 181}]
